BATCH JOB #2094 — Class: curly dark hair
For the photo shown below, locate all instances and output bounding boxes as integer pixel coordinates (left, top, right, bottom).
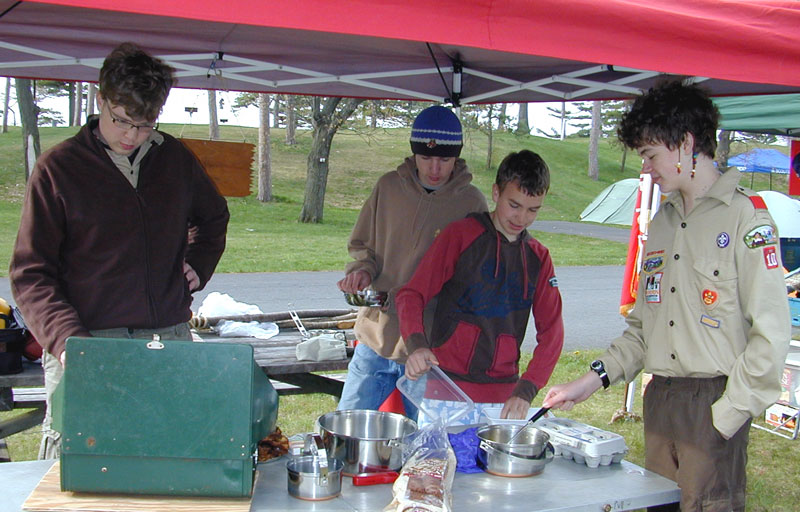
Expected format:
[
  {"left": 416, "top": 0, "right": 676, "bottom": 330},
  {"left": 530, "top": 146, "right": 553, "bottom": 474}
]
[
  {"left": 98, "top": 42, "right": 175, "bottom": 121},
  {"left": 617, "top": 79, "right": 719, "bottom": 158},
  {"left": 495, "top": 150, "right": 550, "bottom": 197}
]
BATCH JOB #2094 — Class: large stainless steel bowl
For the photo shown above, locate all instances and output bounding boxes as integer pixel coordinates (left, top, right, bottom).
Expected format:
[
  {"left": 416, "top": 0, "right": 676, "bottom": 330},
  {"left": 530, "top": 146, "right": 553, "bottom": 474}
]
[
  {"left": 317, "top": 410, "right": 417, "bottom": 475},
  {"left": 476, "top": 424, "right": 554, "bottom": 477}
]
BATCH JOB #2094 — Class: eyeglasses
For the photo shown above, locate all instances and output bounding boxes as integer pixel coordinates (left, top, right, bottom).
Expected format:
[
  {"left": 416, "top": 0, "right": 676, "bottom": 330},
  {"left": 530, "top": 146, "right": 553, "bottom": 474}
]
[{"left": 107, "top": 108, "right": 158, "bottom": 134}]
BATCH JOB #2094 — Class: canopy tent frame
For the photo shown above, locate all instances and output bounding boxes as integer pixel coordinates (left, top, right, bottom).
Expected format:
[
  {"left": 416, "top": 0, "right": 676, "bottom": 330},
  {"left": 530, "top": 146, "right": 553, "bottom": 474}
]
[
  {"left": 0, "top": 39, "right": 685, "bottom": 106},
  {"left": 1, "top": 0, "right": 799, "bottom": 104}
]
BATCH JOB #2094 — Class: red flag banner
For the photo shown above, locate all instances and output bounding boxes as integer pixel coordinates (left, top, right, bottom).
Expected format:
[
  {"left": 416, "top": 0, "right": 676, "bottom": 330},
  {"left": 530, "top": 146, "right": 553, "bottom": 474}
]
[
  {"left": 790, "top": 139, "right": 800, "bottom": 196},
  {"left": 620, "top": 174, "right": 660, "bottom": 317}
]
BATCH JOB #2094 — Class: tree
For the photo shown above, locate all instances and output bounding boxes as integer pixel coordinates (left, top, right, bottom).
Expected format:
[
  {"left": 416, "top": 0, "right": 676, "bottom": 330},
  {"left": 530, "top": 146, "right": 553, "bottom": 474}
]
[
  {"left": 285, "top": 95, "right": 297, "bottom": 145},
  {"left": 207, "top": 90, "right": 219, "bottom": 140},
  {"left": 15, "top": 79, "right": 41, "bottom": 179},
  {"left": 72, "top": 81, "right": 83, "bottom": 126},
  {"left": 299, "top": 97, "right": 363, "bottom": 223},
  {"left": 3, "top": 77, "right": 10, "bottom": 133},
  {"left": 496, "top": 103, "right": 507, "bottom": 132},
  {"left": 257, "top": 93, "right": 272, "bottom": 202},
  {"left": 516, "top": 103, "right": 529, "bottom": 134},
  {"left": 588, "top": 100, "right": 601, "bottom": 180},
  {"left": 86, "top": 84, "right": 97, "bottom": 117},
  {"left": 716, "top": 130, "right": 733, "bottom": 172}
]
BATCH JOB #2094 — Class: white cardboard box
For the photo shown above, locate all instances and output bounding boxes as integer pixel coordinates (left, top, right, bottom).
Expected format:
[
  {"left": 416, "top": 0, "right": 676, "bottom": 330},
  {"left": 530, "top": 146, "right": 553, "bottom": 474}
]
[{"left": 765, "top": 403, "right": 799, "bottom": 433}]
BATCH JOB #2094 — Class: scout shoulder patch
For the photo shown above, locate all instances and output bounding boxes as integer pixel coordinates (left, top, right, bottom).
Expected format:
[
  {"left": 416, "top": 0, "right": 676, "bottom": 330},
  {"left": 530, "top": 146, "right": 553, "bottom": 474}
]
[
  {"left": 743, "top": 225, "right": 777, "bottom": 248},
  {"left": 642, "top": 251, "right": 665, "bottom": 274},
  {"left": 548, "top": 277, "right": 558, "bottom": 287},
  {"left": 763, "top": 246, "right": 779, "bottom": 269}
]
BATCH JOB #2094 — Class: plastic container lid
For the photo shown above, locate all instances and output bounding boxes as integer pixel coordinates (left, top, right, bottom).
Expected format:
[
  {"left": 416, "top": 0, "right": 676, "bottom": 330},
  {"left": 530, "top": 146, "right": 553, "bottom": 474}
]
[{"left": 397, "top": 365, "right": 474, "bottom": 426}]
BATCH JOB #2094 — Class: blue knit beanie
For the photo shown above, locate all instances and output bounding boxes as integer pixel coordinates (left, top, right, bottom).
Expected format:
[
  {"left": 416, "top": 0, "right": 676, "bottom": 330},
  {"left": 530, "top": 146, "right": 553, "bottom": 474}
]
[{"left": 410, "top": 105, "right": 463, "bottom": 157}]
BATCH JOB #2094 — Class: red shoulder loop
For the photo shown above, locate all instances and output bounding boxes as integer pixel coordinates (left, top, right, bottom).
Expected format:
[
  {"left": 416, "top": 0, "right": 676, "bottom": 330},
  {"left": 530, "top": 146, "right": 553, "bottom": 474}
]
[{"left": 749, "top": 195, "right": 768, "bottom": 209}]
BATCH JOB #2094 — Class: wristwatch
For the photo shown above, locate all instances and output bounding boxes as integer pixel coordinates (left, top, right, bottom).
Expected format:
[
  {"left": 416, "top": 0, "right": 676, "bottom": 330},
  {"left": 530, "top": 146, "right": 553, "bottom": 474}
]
[{"left": 590, "top": 359, "right": 610, "bottom": 389}]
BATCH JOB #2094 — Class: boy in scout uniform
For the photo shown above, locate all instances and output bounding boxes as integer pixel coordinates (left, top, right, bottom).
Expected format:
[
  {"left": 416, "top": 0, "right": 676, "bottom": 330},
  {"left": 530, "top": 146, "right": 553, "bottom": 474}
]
[{"left": 543, "top": 80, "right": 790, "bottom": 512}]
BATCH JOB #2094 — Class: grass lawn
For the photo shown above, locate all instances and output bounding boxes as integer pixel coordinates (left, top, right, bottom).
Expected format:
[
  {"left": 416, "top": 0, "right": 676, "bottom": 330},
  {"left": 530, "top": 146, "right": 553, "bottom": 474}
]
[{"left": 0, "top": 123, "right": 797, "bottom": 509}]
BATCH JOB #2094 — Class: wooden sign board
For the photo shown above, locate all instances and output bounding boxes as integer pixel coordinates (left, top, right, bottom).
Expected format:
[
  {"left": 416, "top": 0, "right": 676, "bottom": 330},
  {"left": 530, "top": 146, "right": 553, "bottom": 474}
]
[{"left": 180, "top": 139, "right": 254, "bottom": 197}]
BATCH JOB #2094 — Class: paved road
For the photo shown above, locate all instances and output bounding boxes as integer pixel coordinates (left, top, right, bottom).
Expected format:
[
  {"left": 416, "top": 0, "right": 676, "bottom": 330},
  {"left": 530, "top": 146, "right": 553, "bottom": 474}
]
[
  {"left": 0, "top": 220, "right": 630, "bottom": 351},
  {"left": 0, "top": 266, "right": 628, "bottom": 352}
]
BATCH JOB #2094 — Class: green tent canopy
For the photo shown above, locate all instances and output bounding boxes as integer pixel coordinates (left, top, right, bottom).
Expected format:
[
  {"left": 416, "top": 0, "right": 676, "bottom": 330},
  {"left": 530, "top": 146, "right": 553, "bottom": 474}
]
[
  {"left": 715, "top": 94, "right": 800, "bottom": 136},
  {"left": 579, "top": 178, "right": 639, "bottom": 226}
]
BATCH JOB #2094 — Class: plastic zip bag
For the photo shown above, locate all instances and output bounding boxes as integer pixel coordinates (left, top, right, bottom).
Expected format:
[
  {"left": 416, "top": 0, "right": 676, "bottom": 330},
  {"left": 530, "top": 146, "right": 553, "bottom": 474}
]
[{"left": 384, "top": 418, "right": 456, "bottom": 512}]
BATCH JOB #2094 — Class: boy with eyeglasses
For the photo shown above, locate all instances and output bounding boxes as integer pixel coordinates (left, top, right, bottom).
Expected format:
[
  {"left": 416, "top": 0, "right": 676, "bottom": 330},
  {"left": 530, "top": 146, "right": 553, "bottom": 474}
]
[{"left": 10, "top": 42, "right": 229, "bottom": 459}]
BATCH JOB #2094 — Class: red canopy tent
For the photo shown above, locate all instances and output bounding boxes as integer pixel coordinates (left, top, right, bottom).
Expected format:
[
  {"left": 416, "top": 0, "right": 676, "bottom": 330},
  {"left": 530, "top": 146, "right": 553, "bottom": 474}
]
[{"left": 0, "top": 0, "right": 799, "bottom": 102}]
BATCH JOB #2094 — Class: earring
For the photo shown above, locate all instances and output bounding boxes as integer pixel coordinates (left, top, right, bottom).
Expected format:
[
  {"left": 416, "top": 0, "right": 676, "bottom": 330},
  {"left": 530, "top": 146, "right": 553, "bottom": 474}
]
[
  {"left": 691, "top": 153, "right": 697, "bottom": 179},
  {"left": 676, "top": 161, "right": 682, "bottom": 174}
]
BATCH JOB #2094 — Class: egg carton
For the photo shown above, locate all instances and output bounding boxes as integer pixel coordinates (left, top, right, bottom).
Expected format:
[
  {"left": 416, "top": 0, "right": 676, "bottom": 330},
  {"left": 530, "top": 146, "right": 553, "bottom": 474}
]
[{"left": 535, "top": 418, "right": 628, "bottom": 468}]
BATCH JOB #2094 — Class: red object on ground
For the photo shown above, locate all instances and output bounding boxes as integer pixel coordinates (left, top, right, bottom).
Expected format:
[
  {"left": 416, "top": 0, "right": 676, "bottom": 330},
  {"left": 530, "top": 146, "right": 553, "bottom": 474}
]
[
  {"left": 352, "top": 338, "right": 407, "bottom": 415},
  {"left": 379, "top": 388, "right": 406, "bottom": 415}
]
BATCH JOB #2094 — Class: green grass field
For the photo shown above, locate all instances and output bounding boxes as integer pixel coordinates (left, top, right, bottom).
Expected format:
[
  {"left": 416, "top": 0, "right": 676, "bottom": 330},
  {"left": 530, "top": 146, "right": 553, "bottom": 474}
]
[{"left": 0, "top": 123, "right": 797, "bottom": 510}]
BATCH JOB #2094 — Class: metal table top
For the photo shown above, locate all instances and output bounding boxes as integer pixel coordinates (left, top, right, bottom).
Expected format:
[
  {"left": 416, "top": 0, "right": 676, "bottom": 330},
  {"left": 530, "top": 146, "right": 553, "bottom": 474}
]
[{"left": 4, "top": 455, "right": 679, "bottom": 512}]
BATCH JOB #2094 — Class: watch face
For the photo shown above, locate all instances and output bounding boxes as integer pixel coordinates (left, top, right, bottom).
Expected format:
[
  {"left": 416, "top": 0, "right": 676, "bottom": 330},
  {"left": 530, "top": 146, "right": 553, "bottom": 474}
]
[{"left": 591, "top": 360, "right": 604, "bottom": 372}]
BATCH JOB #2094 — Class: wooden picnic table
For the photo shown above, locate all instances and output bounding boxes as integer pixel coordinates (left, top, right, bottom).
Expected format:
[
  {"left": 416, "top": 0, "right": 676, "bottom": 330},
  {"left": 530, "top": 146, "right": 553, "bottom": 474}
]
[{"left": 0, "top": 328, "right": 353, "bottom": 446}]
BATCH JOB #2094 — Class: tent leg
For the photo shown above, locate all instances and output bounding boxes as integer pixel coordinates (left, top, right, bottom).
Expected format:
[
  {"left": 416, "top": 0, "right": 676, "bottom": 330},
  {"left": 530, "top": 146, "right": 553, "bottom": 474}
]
[{"left": 610, "top": 381, "right": 642, "bottom": 423}]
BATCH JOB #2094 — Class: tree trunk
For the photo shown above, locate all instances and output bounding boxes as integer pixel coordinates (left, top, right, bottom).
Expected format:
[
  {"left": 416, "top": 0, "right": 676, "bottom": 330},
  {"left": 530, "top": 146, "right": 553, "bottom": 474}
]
[
  {"left": 715, "top": 130, "right": 732, "bottom": 172},
  {"left": 72, "top": 82, "right": 82, "bottom": 126},
  {"left": 67, "top": 82, "right": 75, "bottom": 127},
  {"left": 272, "top": 96, "right": 281, "bottom": 128},
  {"left": 560, "top": 101, "right": 567, "bottom": 141},
  {"left": 370, "top": 100, "right": 380, "bottom": 129},
  {"left": 516, "top": 103, "right": 529, "bottom": 134},
  {"left": 257, "top": 93, "right": 272, "bottom": 202},
  {"left": 588, "top": 100, "right": 601, "bottom": 180},
  {"left": 486, "top": 104, "right": 494, "bottom": 170},
  {"left": 86, "top": 84, "right": 97, "bottom": 117},
  {"left": 285, "top": 95, "right": 296, "bottom": 145},
  {"left": 15, "top": 79, "right": 41, "bottom": 180},
  {"left": 620, "top": 146, "right": 628, "bottom": 173},
  {"left": 208, "top": 90, "right": 219, "bottom": 140},
  {"left": 2, "top": 77, "right": 10, "bottom": 133},
  {"left": 299, "top": 97, "right": 363, "bottom": 223},
  {"left": 498, "top": 103, "right": 507, "bottom": 132}
]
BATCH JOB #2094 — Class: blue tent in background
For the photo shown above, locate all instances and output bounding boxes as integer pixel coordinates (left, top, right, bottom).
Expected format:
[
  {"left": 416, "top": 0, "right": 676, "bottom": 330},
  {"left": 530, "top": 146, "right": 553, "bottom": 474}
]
[{"left": 727, "top": 148, "right": 790, "bottom": 174}]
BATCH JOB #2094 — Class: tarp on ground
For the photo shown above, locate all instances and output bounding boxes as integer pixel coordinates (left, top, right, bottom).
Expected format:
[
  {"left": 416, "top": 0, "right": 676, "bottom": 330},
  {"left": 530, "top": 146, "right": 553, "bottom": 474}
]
[
  {"left": 716, "top": 94, "right": 800, "bottom": 136},
  {"left": 0, "top": 1, "right": 799, "bottom": 102},
  {"left": 727, "top": 148, "right": 789, "bottom": 174},
  {"left": 757, "top": 191, "right": 800, "bottom": 238},
  {"left": 579, "top": 178, "right": 639, "bottom": 226}
]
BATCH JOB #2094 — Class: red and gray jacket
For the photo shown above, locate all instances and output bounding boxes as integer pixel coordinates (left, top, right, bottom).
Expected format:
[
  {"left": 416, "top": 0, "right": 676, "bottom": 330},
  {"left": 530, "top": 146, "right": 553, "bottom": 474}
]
[{"left": 396, "top": 212, "right": 564, "bottom": 403}]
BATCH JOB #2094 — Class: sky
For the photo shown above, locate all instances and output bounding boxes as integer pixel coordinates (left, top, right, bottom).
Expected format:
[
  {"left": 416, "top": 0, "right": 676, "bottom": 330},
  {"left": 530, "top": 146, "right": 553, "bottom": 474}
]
[{"left": 11, "top": 84, "right": 573, "bottom": 136}]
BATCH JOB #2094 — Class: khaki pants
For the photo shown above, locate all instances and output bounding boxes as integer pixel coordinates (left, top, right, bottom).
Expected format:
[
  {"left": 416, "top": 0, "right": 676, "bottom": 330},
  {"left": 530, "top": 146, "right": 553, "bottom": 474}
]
[
  {"left": 644, "top": 375, "right": 750, "bottom": 512},
  {"left": 38, "top": 324, "right": 192, "bottom": 460}
]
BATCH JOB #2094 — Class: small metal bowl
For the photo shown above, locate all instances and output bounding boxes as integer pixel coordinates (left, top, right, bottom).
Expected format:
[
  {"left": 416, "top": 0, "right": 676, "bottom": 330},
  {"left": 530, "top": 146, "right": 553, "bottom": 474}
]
[{"left": 343, "top": 290, "right": 387, "bottom": 307}]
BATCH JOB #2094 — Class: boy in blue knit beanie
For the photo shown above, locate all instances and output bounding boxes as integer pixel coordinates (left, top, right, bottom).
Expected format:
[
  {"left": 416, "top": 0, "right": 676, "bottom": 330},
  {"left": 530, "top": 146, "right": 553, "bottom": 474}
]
[{"left": 336, "top": 105, "right": 488, "bottom": 420}]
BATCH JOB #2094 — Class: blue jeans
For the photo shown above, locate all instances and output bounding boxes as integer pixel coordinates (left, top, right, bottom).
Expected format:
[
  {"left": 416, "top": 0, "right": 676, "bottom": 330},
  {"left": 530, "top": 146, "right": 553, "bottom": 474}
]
[{"left": 337, "top": 343, "right": 420, "bottom": 422}]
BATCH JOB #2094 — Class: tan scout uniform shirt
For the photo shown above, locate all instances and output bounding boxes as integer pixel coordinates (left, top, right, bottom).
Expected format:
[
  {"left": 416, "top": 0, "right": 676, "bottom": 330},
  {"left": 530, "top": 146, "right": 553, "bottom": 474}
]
[{"left": 602, "top": 168, "right": 791, "bottom": 438}]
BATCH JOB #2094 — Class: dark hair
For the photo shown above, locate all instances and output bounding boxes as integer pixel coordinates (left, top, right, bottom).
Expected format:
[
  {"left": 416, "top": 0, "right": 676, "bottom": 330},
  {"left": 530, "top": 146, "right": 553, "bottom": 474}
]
[
  {"left": 98, "top": 42, "right": 175, "bottom": 121},
  {"left": 617, "top": 79, "right": 719, "bottom": 158},
  {"left": 496, "top": 150, "right": 550, "bottom": 196}
]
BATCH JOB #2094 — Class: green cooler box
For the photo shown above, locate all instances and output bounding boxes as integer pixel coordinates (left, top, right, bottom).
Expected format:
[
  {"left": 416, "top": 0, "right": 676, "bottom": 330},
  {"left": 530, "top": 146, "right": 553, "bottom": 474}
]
[{"left": 52, "top": 336, "right": 278, "bottom": 497}]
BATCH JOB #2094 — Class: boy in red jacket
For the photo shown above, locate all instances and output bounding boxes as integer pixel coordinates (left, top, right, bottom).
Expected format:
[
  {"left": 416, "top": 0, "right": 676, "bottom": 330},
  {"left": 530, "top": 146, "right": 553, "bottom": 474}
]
[{"left": 396, "top": 150, "right": 564, "bottom": 423}]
